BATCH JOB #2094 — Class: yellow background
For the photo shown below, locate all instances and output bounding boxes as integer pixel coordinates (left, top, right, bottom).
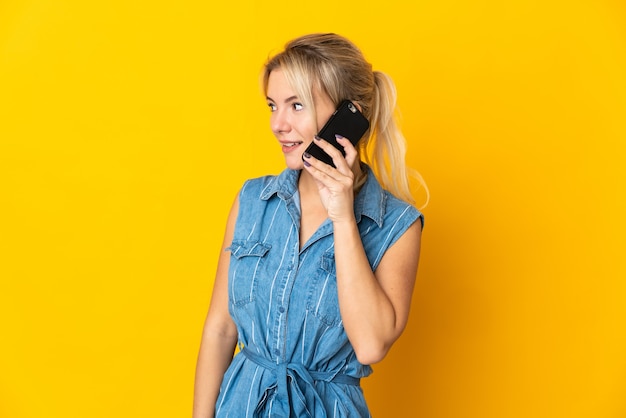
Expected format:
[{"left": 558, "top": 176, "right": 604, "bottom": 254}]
[{"left": 1, "top": 1, "right": 625, "bottom": 417}]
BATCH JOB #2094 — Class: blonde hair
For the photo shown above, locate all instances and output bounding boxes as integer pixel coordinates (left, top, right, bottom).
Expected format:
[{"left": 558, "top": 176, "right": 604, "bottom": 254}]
[{"left": 263, "top": 33, "right": 428, "bottom": 207}]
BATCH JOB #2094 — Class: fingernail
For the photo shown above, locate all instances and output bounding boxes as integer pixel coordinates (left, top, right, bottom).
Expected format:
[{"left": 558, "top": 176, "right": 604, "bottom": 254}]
[
  {"left": 303, "top": 152, "right": 311, "bottom": 158},
  {"left": 303, "top": 160, "right": 311, "bottom": 167},
  {"left": 335, "top": 134, "right": 344, "bottom": 139},
  {"left": 314, "top": 135, "right": 322, "bottom": 141}
]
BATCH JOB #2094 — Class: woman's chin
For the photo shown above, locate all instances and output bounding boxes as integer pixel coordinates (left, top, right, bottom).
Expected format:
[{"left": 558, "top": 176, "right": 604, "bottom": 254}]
[{"left": 285, "top": 156, "right": 305, "bottom": 170}]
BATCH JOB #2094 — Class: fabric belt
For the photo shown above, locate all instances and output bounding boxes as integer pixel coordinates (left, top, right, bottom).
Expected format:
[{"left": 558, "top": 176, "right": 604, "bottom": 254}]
[{"left": 241, "top": 347, "right": 360, "bottom": 417}]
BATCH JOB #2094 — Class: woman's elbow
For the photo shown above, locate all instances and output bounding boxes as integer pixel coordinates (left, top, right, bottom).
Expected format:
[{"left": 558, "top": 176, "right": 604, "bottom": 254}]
[
  {"left": 352, "top": 324, "right": 407, "bottom": 365},
  {"left": 353, "top": 341, "right": 393, "bottom": 365}
]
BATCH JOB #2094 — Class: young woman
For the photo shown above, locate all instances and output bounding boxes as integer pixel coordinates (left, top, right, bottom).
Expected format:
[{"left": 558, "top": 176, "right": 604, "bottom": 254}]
[{"left": 193, "top": 33, "right": 425, "bottom": 417}]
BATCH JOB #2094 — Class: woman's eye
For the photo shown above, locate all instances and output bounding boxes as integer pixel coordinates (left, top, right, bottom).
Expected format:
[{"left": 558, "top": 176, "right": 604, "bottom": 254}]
[
  {"left": 268, "top": 103, "right": 277, "bottom": 112},
  {"left": 293, "top": 103, "right": 303, "bottom": 111}
]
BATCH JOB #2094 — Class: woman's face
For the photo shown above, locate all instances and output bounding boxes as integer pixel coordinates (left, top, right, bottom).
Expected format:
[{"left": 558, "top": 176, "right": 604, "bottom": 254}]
[{"left": 266, "top": 68, "right": 335, "bottom": 170}]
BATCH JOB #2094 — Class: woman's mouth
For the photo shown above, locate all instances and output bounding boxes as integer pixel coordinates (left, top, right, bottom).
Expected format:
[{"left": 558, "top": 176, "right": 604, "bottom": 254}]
[{"left": 281, "top": 141, "right": 303, "bottom": 153}]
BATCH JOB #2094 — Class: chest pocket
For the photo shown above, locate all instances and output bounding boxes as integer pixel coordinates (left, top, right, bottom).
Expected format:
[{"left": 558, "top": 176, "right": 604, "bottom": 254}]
[
  {"left": 306, "top": 251, "right": 342, "bottom": 327},
  {"left": 228, "top": 240, "right": 271, "bottom": 306}
]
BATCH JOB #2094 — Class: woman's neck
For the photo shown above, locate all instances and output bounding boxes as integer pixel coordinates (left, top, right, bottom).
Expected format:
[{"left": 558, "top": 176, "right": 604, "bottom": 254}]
[{"left": 297, "top": 169, "right": 319, "bottom": 196}]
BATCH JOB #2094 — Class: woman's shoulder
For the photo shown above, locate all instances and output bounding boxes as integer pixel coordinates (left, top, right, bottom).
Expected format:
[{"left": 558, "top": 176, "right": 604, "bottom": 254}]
[
  {"left": 383, "top": 190, "right": 423, "bottom": 223},
  {"left": 380, "top": 190, "right": 424, "bottom": 233},
  {"left": 360, "top": 168, "right": 424, "bottom": 230},
  {"left": 359, "top": 187, "right": 423, "bottom": 268},
  {"left": 239, "top": 169, "right": 299, "bottom": 201},
  {"left": 240, "top": 174, "right": 276, "bottom": 195}
]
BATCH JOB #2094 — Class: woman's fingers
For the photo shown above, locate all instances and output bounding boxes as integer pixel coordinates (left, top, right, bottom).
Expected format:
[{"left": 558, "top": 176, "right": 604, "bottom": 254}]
[
  {"left": 302, "top": 136, "right": 356, "bottom": 220},
  {"left": 334, "top": 135, "right": 359, "bottom": 168},
  {"left": 309, "top": 135, "right": 356, "bottom": 176}
]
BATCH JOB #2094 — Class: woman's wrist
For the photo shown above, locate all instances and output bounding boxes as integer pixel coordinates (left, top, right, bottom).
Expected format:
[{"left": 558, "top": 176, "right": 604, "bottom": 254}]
[{"left": 331, "top": 214, "right": 358, "bottom": 232}]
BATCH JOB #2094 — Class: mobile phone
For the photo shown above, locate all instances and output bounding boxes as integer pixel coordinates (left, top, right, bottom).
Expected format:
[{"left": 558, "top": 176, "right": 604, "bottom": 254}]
[{"left": 303, "top": 100, "right": 370, "bottom": 168}]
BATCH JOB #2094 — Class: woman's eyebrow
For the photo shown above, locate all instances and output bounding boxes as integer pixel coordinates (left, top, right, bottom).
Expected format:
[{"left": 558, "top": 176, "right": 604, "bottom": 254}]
[{"left": 266, "top": 95, "right": 299, "bottom": 103}]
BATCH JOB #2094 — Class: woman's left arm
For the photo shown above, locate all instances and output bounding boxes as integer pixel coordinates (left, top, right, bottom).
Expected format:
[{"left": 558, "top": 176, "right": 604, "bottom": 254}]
[
  {"left": 303, "top": 136, "right": 422, "bottom": 365},
  {"left": 332, "top": 216, "right": 421, "bottom": 365}
]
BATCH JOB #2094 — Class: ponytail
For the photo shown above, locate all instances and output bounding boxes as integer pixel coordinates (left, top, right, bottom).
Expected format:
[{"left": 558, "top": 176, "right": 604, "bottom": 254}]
[{"left": 360, "top": 71, "right": 429, "bottom": 207}]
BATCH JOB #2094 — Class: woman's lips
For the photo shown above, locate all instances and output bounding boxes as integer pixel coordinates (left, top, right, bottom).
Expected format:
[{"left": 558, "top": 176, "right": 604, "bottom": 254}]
[{"left": 281, "top": 142, "right": 303, "bottom": 153}]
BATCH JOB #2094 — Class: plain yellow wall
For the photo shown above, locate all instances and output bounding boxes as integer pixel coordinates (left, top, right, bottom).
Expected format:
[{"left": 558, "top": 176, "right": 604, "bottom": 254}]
[{"left": 1, "top": 1, "right": 625, "bottom": 417}]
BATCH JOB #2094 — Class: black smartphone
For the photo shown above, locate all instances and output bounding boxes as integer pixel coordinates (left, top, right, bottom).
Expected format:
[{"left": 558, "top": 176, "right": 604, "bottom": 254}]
[{"left": 303, "top": 100, "right": 370, "bottom": 168}]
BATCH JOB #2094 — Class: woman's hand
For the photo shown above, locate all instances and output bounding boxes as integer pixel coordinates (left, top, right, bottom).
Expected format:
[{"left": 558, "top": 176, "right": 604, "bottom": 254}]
[{"left": 302, "top": 135, "right": 360, "bottom": 223}]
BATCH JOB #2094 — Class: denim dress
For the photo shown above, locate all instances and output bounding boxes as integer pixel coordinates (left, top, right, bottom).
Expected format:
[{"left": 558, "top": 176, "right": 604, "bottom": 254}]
[{"left": 215, "top": 166, "right": 423, "bottom": 417}]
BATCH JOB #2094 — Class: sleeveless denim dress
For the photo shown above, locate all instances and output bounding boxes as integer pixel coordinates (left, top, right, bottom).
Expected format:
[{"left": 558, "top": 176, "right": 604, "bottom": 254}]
[{"left": 215, "top": 166, "right": 423, "bottom": 417}]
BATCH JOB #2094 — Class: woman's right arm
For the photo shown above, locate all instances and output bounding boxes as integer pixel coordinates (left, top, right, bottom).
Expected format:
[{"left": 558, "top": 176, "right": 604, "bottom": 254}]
[{"left": 192, "top": 195, "right": 240, "bottom": 418}]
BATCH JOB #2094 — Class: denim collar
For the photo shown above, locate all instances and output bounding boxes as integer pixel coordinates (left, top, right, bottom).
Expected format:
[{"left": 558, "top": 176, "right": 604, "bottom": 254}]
[{"left": 259, "top": 165, "right": 386, "bottom": 228}]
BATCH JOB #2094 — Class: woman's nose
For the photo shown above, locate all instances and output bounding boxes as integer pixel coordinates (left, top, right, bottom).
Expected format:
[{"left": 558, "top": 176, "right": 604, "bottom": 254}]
[{"left": 271, "top": 110, "right": 291, "bottom": 134}]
